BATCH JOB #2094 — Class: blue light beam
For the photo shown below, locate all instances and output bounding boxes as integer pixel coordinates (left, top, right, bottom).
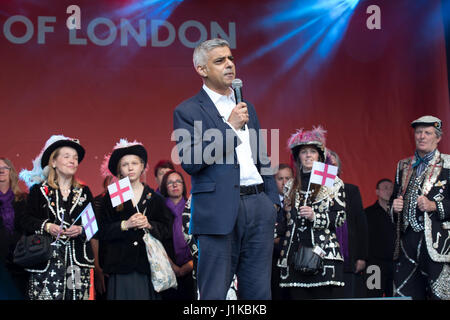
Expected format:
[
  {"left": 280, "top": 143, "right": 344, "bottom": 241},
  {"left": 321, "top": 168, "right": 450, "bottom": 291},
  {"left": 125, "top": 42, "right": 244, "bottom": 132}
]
[{"left": 242, "top": 0, "right": 360, "bottom": 75}]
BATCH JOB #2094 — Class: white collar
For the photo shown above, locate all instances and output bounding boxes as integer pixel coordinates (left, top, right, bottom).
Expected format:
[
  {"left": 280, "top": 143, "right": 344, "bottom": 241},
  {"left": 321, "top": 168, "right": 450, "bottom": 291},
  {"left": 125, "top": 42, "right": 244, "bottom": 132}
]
[{"left": 202, "top": 84, "right": 235, "bottom": 105}]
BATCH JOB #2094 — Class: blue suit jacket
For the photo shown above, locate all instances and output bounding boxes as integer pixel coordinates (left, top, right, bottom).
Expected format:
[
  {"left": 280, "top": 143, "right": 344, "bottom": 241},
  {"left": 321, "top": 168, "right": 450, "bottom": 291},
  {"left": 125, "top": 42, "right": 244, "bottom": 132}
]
[{"left": 173, "top": 89, "right": 279, "bottom": 235}]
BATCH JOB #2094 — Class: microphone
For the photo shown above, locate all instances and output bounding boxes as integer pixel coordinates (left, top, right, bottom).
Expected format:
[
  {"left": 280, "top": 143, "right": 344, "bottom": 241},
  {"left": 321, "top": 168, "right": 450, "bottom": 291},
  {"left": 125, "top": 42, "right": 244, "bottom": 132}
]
[{"left": 231, "top": 78, "right": 245, "bottom": 130}]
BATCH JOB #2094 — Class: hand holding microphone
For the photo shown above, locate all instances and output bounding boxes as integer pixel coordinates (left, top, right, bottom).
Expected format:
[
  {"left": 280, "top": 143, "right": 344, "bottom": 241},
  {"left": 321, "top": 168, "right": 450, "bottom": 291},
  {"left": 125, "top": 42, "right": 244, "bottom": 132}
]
[
  {"left": 228, "top": 78, "right": 248, "bottom": 130},
  {"left": 228, "top": 102, "right": 248, "bottom": 130}
]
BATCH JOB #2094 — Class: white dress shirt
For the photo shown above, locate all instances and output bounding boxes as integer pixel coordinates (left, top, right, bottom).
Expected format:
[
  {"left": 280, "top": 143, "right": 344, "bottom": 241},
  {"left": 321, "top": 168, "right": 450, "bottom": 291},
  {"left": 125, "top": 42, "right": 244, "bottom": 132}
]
[{"left": 202, "top": 84, "right": 263, "bottom": 186}]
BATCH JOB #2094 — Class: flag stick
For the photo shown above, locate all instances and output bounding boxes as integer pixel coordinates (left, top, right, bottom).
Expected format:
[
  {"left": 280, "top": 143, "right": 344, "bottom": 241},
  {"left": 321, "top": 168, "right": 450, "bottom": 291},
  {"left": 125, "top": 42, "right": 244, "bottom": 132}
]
[
  {"left": 134, "top": 200, "right": 151, "bottom": 234},
  {"left": 51, "top": 210, "right": 66, "bottom": 245},
  {"left": 67, "top": 202, "right": 93, "bottom": 229},
  {"left": 68, "top": 210, "right": 84, "bottom": 228},
  {"left": 303, "top": 178, "right": 312, "bottom": 207},
  {"left": 134, "top": 203, "right": 150, "bottom": 233}
]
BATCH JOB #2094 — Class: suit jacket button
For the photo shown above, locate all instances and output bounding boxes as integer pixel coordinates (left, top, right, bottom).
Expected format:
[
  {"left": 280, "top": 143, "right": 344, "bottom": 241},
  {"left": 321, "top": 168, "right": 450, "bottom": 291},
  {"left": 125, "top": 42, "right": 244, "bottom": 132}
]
[{"left": 133, "top": 241, "right": 138, "bottom": 246}]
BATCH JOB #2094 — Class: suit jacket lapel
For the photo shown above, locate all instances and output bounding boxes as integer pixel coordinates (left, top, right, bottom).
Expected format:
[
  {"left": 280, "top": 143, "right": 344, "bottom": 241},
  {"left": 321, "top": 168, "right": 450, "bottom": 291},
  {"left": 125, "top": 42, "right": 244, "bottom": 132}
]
[
  {"left": 196, "top": 88, "right": 240, "bottom": 163},
  {"left": 246, "top": 102, "right": 256, "bottom": 131},
  {"left": 197, "top": 89, "right": 224, "bottom": 128}
]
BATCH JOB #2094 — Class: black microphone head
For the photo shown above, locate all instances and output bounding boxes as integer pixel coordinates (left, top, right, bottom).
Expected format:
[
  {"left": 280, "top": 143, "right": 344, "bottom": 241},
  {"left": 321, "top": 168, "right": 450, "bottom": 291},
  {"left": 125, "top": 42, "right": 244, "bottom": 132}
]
[{"left": 232, "top": 78, "right": 243, "bottom": 89}]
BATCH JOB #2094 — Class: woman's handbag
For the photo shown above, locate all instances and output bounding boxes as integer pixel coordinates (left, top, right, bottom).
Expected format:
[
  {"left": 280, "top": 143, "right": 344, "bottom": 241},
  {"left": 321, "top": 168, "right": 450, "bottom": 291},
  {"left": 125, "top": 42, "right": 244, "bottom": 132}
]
[
  {"left": 292, "top": 244, "right": 325, "bottom": 275},
  {"left": 142, "top": 230, "right": 177, "bottom": 292},
  {"left": 13, "top": 233, "right": 52, "bottom": 268}
]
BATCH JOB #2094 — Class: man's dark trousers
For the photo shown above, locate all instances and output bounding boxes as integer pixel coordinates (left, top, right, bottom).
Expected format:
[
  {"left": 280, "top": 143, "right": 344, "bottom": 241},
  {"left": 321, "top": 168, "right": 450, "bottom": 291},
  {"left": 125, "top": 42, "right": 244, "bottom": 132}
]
[{"left": 196, "top": 191, "right": 276, "bottom": 300}]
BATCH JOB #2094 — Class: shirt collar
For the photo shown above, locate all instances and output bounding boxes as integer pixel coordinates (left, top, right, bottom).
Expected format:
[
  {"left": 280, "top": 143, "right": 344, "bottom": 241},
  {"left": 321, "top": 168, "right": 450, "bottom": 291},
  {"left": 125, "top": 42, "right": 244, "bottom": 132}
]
[{"left": 202, "top": 84, "right": 235, "bottom": 105}]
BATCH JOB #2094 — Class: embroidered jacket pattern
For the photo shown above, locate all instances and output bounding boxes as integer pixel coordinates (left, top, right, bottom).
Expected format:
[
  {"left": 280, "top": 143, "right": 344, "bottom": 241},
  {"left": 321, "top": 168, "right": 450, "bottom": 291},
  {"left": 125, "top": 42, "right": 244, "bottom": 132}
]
[
  {"left": 392, "top": 150, "right": 450, "bottom": 300},
  {"left": 277, "top": 177, "right": 346, "bottom": 288}
]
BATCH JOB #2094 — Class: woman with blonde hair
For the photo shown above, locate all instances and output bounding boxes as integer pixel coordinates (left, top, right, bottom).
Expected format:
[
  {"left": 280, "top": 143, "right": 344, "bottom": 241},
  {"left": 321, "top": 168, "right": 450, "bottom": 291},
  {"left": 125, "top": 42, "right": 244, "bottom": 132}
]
[
  {"left": 0, "top": 157, "right": 28, "bottom": 297},
  {"left": 17, "top": 135, "right": 96, "bottom": 300},
  {"left": 97, "top": 139, "right": 174, "bottom": 300}
]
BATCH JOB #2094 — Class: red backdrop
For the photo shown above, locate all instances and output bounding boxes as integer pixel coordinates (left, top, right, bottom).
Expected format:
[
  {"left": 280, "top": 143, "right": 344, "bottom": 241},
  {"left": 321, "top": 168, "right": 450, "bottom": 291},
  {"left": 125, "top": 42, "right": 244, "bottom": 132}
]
[{"left": 1, "top": 0, "right": 449, "bottom": 207}]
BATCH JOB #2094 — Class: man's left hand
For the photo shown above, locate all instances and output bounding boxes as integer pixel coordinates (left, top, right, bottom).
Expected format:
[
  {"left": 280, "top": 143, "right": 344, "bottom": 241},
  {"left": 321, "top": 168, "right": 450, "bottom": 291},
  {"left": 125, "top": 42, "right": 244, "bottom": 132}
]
[{"left": 417, "top": 195, "right": 436, "bottom": 212}]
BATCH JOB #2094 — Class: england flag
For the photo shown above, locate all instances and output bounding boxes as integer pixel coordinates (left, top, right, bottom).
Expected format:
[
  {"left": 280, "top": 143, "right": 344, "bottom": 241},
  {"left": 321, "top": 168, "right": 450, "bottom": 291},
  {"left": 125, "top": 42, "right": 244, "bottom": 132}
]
[
  {"left": 310, "top": 161, "right": 338, "bottom": 188},
  {"left": 81, "top": 203, "right": 98, "bottom": 241},
  {"left": 108, "top": 176, "right": 134, "bottom": 208}
]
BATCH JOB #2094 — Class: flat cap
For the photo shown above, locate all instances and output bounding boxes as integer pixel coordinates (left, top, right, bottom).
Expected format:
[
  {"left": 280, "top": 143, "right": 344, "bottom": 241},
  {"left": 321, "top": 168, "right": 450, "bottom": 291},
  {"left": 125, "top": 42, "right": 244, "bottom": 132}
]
[{"left": 411, "top": 115, "right": 442, "bottom": 132}]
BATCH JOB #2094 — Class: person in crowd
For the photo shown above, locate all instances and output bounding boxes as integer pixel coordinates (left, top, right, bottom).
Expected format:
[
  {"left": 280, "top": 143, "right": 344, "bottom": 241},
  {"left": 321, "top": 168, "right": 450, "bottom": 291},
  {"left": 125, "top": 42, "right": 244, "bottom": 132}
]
[
  {"left": 160, "top": 170, "right": 195, "bottom": 300},
  {"left": 391, "top": 115, "right": 449, "bottom": 300},
  {"left": 153, "top": 160, "right": 175, "bottom": 194},
  {"left": 91, "top": 175, "right": 113, "bottom": 300},
  {"left": 0, "top": 157, "right": 28, "bottom": 298},
  {"left": 173, "top": 38, "right": 279, "bottom": 299},
  {"left": 97, "top": 139, "right": 173, "bottom": 300},
  {"left": 272, "top": 164, "right": 293, "bottom": 300},
  {"left": 327, "top": 150, "right": 368, "bottom": 298},
  {"left": 275, "top": 164, "right": 294, "bottom": 209},
  {"left": 365, "top": 178, "right": 395, "bottom": 297},
  {"left": 278, "top": 126, "right": 346, "bottom": 299},
  {"left": 17, "top": 135, "right": 95, "bottom": 300}
]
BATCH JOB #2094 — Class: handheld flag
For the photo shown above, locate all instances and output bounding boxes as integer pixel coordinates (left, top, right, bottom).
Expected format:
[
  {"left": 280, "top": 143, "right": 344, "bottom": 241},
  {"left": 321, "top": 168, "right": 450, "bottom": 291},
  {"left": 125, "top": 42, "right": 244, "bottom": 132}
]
[
  {"left": 108, "top": 176, "right": 133, "bottom": 207},
  {"left": 310, "top": 161, "right": 338, "bottom": 187},
  {"left": 303, "top": 161, "right": 338, "bottom": 206},
  {"left": 81, "top": 203, "right": 98, "bottom": 241}
]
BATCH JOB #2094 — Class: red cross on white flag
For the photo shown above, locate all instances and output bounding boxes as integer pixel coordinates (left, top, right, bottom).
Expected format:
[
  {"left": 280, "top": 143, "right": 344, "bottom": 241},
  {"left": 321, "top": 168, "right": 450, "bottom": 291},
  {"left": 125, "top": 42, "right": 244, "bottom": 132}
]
[
  {"left": 81, "top": 203, "right": 98, "bottom": 241},
  {"left": 108, "top": 176, "right": 134, "bottom": 208},
  {"left": 310, "top": 161, "right": 338, "bottom": 188}
]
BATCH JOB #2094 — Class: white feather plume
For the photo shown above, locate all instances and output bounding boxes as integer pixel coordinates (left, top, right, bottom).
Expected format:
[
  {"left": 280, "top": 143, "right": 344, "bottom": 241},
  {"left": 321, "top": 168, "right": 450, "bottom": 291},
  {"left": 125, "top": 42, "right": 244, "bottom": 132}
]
[
  {"left": 19, "top": 134, "right": 72, "bottom": 189},
  {"left": 19, "top": 155, "right": 47, "bottom": 189},
  {"left": 100, "top": 138, "right": 147, "bottom": 178},
  {"left": 113, "top": 138, "right": 142, "bottom": 150}
]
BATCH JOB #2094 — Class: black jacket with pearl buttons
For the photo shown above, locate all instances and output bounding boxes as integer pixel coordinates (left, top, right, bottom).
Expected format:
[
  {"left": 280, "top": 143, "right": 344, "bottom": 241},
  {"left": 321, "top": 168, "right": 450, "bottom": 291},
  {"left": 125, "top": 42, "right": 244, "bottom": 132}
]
[{"left": 97, "top": 184, "right": 174, "bottom": 275}]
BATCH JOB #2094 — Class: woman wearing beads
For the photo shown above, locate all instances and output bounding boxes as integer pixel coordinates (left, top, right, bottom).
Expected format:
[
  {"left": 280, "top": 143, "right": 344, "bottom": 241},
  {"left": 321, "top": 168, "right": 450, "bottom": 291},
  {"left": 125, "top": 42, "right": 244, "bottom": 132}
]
[
  {"left": 17, "top": 135, "right": 95, "bottom": 300},
  {"left": 97, "top": 139, "right": 173, "bottom": 300},
  {"left": 277, "top": 126, "right": 346, "bottom": 299}
]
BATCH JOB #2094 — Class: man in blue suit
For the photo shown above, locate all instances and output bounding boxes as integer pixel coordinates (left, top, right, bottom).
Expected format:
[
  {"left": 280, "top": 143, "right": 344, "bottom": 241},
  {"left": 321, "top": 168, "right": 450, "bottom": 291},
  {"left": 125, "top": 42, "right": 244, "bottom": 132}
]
[{"left": 173, "top": 38, "right": 279, "bottom": 299}]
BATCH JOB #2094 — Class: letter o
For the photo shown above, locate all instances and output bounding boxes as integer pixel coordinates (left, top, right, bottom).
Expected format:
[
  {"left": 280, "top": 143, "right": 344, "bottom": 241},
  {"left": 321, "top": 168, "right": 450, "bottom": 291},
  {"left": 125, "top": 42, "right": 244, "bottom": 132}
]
[
  {"left": 178, "top": 20, "right": 207, "bottom": 48},
  {"left": 87, "top": 17, "right": 117, "bottom": 46},
  {"left": 3, "top": 15, "right": 34, "bottom": 44}
]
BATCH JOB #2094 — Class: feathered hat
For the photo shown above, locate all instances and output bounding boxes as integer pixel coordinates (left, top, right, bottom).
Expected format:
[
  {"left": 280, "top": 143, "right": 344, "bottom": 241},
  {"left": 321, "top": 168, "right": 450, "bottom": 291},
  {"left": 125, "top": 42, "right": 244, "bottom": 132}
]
[
  {"left": 287, "top": 126, "right": 327, "bottom": 162},
  {"left": 19, "top": 134, "right": 85, "bottom": 188},
  {"left": 101, "top": 139, "right": 148, "bottom": 177}
]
